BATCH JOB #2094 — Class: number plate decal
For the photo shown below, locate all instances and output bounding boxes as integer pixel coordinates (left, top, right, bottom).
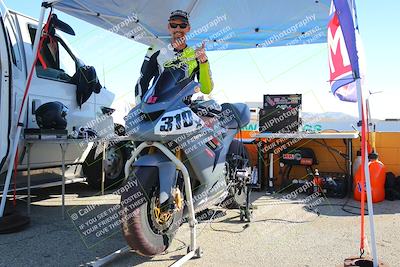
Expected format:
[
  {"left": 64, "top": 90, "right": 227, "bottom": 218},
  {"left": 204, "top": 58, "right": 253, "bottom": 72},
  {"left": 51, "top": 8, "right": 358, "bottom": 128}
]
[{"left": 154, "top": 108, "right": 204, "bottom": 135}]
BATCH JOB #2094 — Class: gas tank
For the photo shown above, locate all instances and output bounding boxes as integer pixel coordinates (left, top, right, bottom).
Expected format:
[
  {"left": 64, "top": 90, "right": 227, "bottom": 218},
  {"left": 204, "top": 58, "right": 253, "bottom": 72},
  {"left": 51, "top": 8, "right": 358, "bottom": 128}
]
[{"left": 353, "top": 159, "right": 386, "bottom": 203}]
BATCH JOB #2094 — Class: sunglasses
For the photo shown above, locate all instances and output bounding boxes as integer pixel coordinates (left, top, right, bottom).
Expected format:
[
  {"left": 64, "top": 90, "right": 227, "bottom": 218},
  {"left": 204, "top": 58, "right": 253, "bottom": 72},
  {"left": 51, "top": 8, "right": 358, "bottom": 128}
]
[{"left": 169, "top": 22, "right": 188, "bottom": 29}]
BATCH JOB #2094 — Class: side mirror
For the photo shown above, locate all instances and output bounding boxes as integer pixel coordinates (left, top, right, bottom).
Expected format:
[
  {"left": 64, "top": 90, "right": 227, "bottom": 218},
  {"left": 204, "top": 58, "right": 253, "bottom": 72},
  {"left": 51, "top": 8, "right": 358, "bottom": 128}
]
[
  {"left": 101, "top": 107, "right": 115, "bottom": 115},
  {"left": 48, "top": 14, "right": 75, "bottom": 36}
]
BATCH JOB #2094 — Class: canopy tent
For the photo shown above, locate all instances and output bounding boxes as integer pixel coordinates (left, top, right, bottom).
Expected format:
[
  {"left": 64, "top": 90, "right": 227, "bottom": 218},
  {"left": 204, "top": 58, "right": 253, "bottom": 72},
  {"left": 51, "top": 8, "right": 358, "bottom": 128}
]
[
  {"left": 1, "top": 0, "right": 334, "bottom": 220},
  {"left": 0, "top": 0, "right": 380, "bottom": 266},
  {"left": 48, "top": 0, "right": 330, "bottom": 50}
]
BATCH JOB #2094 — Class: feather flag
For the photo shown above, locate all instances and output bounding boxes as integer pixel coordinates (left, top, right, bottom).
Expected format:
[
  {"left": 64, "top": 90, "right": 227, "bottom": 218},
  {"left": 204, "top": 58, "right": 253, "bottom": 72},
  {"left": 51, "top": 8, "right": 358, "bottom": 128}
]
[
  {"left": 329, "top": 2, "right": 380, "bottom": 265},
  {"left": 328, "top": 0, "right": 364, "bottom": 102}
]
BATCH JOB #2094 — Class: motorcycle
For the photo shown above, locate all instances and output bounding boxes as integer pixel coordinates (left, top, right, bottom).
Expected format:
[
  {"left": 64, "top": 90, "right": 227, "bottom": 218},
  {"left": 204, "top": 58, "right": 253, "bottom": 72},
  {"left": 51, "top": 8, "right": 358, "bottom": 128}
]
[{"left": 120, "top": 67, "right": 252, "bottom": 256}]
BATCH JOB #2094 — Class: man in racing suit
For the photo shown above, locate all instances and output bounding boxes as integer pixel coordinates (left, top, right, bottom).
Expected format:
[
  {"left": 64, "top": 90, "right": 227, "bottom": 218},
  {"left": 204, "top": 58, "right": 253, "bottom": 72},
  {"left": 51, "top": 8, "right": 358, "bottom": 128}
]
[{"left": 134, "top": 10, "right": 214, "bottom": 104}]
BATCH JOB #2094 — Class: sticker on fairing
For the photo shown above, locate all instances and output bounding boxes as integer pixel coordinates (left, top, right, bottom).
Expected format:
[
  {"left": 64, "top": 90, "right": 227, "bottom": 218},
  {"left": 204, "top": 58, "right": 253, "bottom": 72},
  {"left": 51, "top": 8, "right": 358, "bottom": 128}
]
[{"left": 154, "top": 107, "right": 204, "bottom": 135}]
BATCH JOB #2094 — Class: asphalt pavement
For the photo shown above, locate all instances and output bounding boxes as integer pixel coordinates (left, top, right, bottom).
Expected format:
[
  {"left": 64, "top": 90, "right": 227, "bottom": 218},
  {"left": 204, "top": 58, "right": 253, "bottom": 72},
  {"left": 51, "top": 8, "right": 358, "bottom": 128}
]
[{"left": 0, "top": 182, "right": 399, "bottom": 267}]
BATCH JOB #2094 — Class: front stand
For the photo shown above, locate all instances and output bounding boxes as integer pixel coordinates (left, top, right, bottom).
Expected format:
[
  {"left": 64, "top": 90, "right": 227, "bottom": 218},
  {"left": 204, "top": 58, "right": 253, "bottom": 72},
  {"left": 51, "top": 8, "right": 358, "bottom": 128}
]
[
  {"left": 87, "top": 246, "right": 130, "bottom": 267},
  {"left": 128, "top": 142, "right": 201, "bottom": 266},
  {"left": 88, "top": 141, "right": 200, "bottom": 267}
]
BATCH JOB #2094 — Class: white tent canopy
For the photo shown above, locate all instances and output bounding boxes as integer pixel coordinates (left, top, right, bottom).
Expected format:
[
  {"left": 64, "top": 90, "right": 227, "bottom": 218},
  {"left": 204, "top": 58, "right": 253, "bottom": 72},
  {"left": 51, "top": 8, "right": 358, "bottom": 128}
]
[
  {"left": 0, "top": 1, "right": 381, "bottom": 266},
  {"left": 48, "top": 0, "right": 330, "bottom": 50}
]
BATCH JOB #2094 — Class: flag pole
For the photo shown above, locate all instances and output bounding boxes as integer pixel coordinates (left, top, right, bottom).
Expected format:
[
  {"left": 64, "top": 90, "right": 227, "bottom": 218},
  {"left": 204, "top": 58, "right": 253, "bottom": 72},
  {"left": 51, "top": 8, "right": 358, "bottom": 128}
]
[
  {"left": 356, "top": 77, "right": 378, "bottom": 267},
  {"left": 352, "top": 0, "right": 378, "bottom": 264},
  {"left": 0, "top": 4, "right": 47, "bottom": 217}
]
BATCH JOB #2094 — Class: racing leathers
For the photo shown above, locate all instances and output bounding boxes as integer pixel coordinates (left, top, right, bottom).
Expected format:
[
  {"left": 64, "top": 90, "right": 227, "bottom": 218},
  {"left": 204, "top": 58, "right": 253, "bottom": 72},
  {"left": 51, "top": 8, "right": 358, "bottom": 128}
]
[{"left": 134, "top": 44, "right": 214, "bottom": 104}]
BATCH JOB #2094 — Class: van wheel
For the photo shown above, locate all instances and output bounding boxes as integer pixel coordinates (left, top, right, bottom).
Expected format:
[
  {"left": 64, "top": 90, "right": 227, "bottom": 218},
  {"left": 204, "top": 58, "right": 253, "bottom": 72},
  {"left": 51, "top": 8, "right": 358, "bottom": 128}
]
[{"left": 83, "top": 142, "right": 130, "bottom": 189}]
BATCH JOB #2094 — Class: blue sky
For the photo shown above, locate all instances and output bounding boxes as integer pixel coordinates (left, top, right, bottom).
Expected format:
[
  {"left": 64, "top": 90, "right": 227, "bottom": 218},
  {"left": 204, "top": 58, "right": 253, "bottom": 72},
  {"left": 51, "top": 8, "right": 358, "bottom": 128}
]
[{"left": 4, "top": 0, "right": 400, "bottom": 119}]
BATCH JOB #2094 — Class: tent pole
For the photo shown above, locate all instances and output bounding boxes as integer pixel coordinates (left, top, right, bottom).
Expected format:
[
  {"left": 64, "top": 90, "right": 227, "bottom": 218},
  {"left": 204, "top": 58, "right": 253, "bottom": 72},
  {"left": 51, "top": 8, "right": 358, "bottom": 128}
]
[
  {"left": 188, "top": 0, "right": 200, "bottom": 16},
  {"left": 0, "top": 5, "right": 47, "bottom": 217},
  {"left": 356, "top": 78, "right": 378, "bottom": 267},
  {"left": 44, "top": 0, "right": 63, "bottom": 5}
]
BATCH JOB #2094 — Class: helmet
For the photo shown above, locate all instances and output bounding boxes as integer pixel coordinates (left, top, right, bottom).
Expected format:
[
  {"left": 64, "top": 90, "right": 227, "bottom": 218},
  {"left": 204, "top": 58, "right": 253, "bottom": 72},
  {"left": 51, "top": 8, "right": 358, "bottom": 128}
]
[{"left": 35, "top": 101, "right": 68, "bottom": 130}]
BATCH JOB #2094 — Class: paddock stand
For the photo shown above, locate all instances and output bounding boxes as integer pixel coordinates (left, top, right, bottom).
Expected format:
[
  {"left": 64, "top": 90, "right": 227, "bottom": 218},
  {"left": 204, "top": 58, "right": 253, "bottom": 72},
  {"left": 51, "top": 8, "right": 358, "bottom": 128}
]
[
  {"left": 237, "top": 167, "right": 259, "bottom": 222},
  {"left": 87, "top": 141, "right": 201, "bottom": 267}
]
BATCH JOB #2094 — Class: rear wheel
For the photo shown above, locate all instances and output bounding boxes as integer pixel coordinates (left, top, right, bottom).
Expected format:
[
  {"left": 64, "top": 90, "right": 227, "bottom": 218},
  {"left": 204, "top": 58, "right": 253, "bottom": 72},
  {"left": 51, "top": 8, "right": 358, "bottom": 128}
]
[{"left": 120, "top": 167, "right": 183, "bottom": 256}]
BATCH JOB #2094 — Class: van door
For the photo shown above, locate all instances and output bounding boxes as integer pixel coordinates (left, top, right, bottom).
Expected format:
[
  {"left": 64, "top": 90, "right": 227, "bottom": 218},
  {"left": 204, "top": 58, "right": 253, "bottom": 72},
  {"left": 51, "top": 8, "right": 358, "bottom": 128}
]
[
  {"left": 24, "top": 24, "right": 94, "bottom": 131},
  {"left": 16, "top": 14, "right": 95, "bottom": 168},
  {"left": 0, "top": 10, "right": 11, "bottom": 173}
]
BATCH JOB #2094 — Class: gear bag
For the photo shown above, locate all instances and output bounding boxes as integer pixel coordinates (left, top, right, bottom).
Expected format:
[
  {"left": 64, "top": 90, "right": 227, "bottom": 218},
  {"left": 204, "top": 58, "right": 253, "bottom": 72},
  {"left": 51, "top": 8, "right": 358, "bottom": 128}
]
[{"left": 385, "top": 172, "right": 400, "bottom": 201}]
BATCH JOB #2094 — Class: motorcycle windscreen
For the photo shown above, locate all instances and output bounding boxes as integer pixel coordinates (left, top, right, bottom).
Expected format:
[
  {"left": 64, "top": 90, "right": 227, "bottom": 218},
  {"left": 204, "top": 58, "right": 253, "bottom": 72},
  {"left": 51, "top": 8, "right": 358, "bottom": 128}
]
[{"left": 143, "top": 68, "right": 189, "bottom": 104}]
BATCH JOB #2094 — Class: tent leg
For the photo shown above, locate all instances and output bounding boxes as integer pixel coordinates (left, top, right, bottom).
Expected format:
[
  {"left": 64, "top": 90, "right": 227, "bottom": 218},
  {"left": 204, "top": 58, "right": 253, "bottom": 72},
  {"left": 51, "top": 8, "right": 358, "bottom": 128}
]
[{"left": 0, "top": 5, "right": 47, "bottom": 218}]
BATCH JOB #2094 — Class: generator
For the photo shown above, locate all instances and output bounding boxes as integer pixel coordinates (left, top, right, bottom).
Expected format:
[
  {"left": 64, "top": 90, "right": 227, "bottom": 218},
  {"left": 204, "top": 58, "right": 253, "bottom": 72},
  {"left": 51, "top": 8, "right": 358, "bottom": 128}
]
[
  {"left": 279, "top": 147, "right": 348, "bottom": 198},
  {"left": 280, "top": 147, "right": 317, "bottom": 166},
  {"left": 279, "top": 147, "right": 317, "bottom": 188}
]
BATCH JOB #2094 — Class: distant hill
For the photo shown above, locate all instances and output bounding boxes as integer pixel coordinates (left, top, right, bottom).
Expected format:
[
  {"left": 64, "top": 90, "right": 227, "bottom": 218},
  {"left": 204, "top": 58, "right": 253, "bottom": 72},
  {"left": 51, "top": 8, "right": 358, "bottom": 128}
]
[
  {"left": 302, "top": 111, "right": 357, "bottom": 122},
  {"left": 245, "top": 102, "right": 400, "bottom": 132}
]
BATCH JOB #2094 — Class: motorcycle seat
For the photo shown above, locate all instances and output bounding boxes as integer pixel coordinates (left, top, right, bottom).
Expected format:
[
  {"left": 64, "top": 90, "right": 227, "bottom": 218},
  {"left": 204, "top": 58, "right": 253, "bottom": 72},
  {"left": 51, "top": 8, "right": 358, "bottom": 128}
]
[
  {"left": 191, "top": 100, "right": 222, "bottom": 117},
  {"left": 219, "top": 103, "right": 250, "bottom": 129}
]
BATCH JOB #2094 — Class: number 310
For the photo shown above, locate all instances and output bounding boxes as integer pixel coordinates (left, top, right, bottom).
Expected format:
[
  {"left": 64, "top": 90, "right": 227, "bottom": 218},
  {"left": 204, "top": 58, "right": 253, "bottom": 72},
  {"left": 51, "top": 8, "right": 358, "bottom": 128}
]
[{"left": 160, "top": 111, "right": 193, "bottom": 131}]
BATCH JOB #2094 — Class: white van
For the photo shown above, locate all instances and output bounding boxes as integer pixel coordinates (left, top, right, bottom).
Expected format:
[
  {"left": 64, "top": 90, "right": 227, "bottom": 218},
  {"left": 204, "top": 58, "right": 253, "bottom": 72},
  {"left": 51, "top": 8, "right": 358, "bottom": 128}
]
[{"left": 0, "top": 6, "right": 130, "bottom": 189}]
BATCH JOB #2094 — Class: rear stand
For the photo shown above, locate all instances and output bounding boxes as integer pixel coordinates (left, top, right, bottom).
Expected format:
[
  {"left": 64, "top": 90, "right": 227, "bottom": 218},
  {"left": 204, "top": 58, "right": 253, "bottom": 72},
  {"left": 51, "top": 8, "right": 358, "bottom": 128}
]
[{"left": 239, "top": 183, "right": 259, "bottom": 222}]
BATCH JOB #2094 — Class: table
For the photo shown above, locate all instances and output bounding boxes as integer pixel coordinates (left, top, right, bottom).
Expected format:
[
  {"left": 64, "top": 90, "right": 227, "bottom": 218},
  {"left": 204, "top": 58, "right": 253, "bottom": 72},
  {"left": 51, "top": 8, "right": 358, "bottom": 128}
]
[
  {"left": 22, "top": 136, "right": 133, "bottom": 218},
  {"left": 253, "top": 132, "right": 359, "bottom": 193},
  {"left": 25, "top": 139, "right": 77, "bottom": 219}
]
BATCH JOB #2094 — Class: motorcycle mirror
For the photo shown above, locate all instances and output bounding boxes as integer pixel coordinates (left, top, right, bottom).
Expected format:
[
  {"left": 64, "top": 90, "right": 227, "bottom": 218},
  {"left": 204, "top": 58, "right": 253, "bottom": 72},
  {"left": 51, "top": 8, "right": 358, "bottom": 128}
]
[
  {"left": 48, "top": 14, "right": 76, "bottom": 36},
  {"left": 101, "top": 106, "right": 115, "bottom": 115}
]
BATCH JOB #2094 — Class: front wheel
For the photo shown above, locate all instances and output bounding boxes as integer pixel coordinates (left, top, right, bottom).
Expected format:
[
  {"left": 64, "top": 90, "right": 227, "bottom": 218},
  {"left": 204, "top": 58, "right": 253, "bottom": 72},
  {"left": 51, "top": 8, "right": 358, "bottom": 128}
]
[{"left": 120, "top": 167, "right": 183, "bottom": 256}]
